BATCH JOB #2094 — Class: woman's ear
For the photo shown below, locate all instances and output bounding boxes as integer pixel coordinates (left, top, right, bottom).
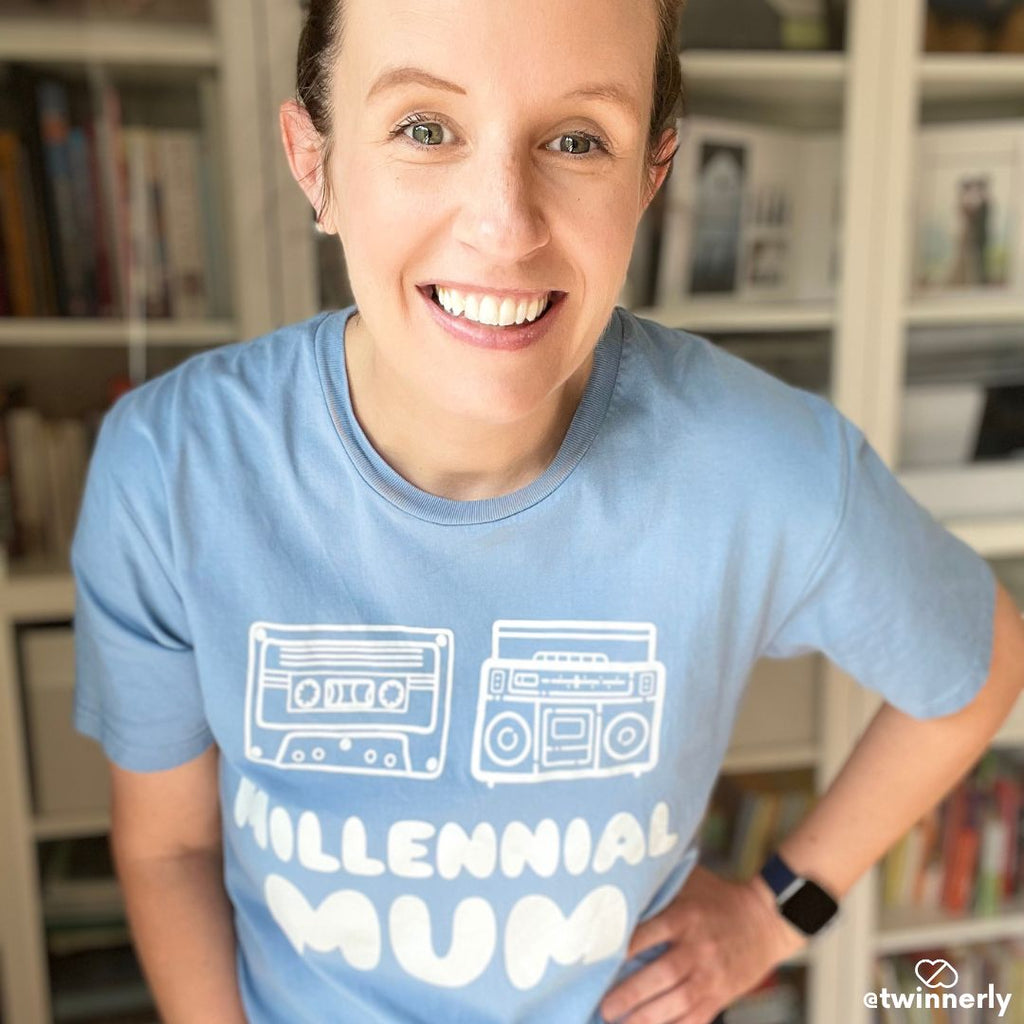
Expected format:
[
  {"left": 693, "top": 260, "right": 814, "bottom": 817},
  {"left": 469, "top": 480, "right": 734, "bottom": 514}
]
[
  {"left": 279, "top": 99, "right": 334, "bottom": 234},
  {"left": 642, "top": 126, "right": 679, "bottom": 213}
]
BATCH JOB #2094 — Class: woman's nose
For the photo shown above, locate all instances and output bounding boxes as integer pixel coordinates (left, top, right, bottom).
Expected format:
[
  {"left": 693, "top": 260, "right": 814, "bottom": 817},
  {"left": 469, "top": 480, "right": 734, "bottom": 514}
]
[{"left": 451, "top": 150, "right": 550, "bottom": 263}]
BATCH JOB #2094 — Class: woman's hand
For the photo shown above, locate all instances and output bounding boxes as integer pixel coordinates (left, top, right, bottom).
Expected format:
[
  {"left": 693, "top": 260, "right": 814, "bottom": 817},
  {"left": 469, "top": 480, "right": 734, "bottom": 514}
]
[{"left": 599, "top": 864, "right": 808, "bottom": 1024}]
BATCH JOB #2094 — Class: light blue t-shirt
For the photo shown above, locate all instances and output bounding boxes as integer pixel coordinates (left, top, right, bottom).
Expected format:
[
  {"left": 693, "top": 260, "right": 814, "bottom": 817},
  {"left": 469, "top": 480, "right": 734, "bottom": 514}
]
[{"left": 71, "top": 304, "right": 996, "bottom": 1024}]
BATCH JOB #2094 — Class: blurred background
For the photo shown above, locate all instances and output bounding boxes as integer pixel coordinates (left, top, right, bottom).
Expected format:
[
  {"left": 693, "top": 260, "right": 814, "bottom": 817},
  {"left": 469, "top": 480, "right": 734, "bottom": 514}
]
[{"left": 0, "top": 1, "right": 1023, "bottom": 1022}]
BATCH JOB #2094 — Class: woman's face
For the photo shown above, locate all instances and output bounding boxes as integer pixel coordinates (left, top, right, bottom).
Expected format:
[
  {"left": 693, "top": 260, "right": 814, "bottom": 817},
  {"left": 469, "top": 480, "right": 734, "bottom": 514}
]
[{"left": 320, "top": 0, "right": 670, "bottom": 425}]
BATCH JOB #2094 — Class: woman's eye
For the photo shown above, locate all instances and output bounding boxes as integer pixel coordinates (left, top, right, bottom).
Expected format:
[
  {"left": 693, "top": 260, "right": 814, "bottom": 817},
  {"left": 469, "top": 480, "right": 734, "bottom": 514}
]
[
  {"left": 390, "top": 115, "right": 448, "bottom": 147},
  {"left": 408, "top": 121, "right": 445, "bottom": 146},
  {"left": 548, "top": 132, "right": 608, "bottom": 158},
  {"left": 390, "top": 116, "right": 609, "bottom": 158}
]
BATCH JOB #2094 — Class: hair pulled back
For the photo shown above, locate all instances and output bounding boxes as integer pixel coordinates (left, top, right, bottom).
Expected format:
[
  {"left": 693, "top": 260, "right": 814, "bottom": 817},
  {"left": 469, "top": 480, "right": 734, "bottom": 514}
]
[{"left": 295, "top": 0, "right": 686, "bottom": 225}]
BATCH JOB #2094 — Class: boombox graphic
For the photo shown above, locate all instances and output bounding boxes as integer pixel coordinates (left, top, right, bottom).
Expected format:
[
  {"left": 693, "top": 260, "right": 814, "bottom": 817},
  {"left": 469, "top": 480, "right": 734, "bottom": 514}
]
[
  {"left": 244, "top": 623, "right": 453, "bottom": 778},
  {"left": 470, "top": 620, "right": 666, "bottom": 785}
]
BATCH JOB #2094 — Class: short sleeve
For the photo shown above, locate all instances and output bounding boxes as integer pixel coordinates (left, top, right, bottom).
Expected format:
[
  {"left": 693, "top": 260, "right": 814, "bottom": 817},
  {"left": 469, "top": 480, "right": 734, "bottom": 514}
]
[
  {"left": 71, "top": 397, "right": 214, "bottom": 772},
  {"left": 761, "top": 411, "right": 997, "bottom": 719}
]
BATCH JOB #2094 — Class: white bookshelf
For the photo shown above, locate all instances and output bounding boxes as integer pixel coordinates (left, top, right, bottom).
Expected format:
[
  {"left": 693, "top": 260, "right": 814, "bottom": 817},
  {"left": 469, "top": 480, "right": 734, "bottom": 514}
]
[
  {"left": 919, "top": 53, "right": 1024, "bottom": 102},
  {"left": 0, "top": 318, "right": 237, "bottom": 347},
  {"left": 1, "top": 1, "right": 1022, "bottom": 1022},
  {"left": 680, "top": 49, "right": 847, "bottom": 112},
  {"left": 633, "top": 299, "right": 836, "bottom": 333},
  {"left": 949, "top": 518, "right": 1024, "bottom": 560},
  {"left": 0, "top": 0, "right": 284, "bottom": 1020},
  {"left": 906, "top": 296, "right": 1024, "bottom": 326},
  {"left": 0, "top": 18, "right": 219, "bottom": 67},
  {"left": 876, "top": 900, "right": 1024, "bottom": 957}
]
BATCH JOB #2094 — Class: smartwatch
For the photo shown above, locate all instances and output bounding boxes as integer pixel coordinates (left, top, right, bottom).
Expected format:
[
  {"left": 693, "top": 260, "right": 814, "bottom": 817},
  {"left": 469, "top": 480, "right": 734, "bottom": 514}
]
[{"left": 759, "top": 851, "right": 839, "bottom": 936}]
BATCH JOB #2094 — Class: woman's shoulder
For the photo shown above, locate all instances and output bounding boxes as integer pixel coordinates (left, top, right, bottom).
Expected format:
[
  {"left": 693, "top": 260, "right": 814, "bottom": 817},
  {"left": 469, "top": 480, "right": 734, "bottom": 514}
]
[
  {"left": 103, "top": 309, "right": 337, "bottom": 444},
  {"left": 617, "top": 305, "right": 845, "bottom": 449}
]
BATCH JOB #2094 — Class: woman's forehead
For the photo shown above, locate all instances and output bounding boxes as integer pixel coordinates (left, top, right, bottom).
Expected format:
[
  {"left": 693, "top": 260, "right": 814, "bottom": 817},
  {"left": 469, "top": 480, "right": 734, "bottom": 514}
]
[{"left": 338, "top": 0, "right": 658, "bottom": 102}]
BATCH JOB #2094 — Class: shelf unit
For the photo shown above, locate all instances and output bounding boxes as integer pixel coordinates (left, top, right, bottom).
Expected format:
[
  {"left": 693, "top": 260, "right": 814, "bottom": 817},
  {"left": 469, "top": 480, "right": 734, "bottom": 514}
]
[
  {"left": 624, "top": 4, "right": 1024, "bottom": 1022},
  {"left": 1, "top": 1, "right": 1022, "bottom": 1022},
  {"left": 0, "top": 2, "right": 290, "bottom": 1021}
]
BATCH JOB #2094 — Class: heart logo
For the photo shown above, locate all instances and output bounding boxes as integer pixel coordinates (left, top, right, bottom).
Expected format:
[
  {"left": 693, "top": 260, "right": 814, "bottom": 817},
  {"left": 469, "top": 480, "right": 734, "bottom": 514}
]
[{"left": 915, "top": 958, "right": 959, "bottom": 989}]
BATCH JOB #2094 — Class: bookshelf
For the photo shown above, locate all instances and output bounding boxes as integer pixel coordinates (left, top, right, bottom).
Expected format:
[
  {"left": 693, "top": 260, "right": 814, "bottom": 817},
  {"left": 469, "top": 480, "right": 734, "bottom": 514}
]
[
  {"left": 0, "top": 1, "right": 1022, "bottom": 1023},
  {"left": 0, "top": 1, "right": 291, "bottom": 1021}
]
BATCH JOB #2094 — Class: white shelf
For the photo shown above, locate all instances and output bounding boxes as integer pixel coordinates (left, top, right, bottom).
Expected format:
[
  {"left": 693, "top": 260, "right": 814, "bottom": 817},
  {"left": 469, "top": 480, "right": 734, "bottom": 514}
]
[
  {"left": 631, "top": 300, "right": 835, "bottom": 334},
  {"left": 34, "top": 810, "right": 110, "bottom": 842},
  {"left": 0, "top": 318, "right": 238, "bottom": 347},
  {"left": 946, "top": 517, "right": 1024, "bottom": 560},
  {"left": 899, "top": 462, "right": 1024, "bottom": 524},
  {"left": 681, "top": 50, "right": 847, "bottom": 108},
  {"left": 0, "top": 565, "right": 74, "bottom": 621},
  {"left": 875, "top": 898, "right": 1024, "bottom": 955},
  {"left": 722, "top": 743, "right": 819, "bottom": 774},
  {"left": 919, "top": 54, "right": 1024, "bottom": 103},
  {"left": 906, "top": 296, "right": 1024, "bottom": 327},
  {"left": 0, "top": 17, "right": 218, "bottom": 67}
]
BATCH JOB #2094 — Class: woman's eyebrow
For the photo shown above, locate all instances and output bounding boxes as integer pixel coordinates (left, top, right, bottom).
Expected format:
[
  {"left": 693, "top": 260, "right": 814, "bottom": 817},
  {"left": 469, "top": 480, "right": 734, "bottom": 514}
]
[{"left": 365, "top": 64, "right": 640, "bottom": 120}]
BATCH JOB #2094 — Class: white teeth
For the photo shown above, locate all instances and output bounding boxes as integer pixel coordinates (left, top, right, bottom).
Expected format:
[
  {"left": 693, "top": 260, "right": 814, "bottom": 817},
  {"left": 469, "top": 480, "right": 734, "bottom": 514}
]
[
  {"left": 432, "top": 285, "right": 551, "bottom": 326},
  {"left": 478, "top": 295, "right": 500, "bottom": 326}
]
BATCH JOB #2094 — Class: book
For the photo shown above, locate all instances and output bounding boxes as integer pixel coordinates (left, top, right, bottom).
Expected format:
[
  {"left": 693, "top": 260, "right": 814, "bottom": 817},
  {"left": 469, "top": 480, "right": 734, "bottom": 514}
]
[
  {"left": 152, "top": 129, "right": 209, "bottom": 319},
  {"left": 37, "top": 76, "right": 92, "bottom": 317},
  {"left": 88, "top": 68, "right": 130, "bottom": 318},
  {"left": 197, "top": 74, "right": 231, "bottom": 319},
  {"left": 4, "top": 403, "right": 47, "bottom": 558},
  {"left": 121, "top": 126, "right": 167, "bottom": 320},
  {"left": 66, "top": 123, "right": 102, "bottom": 316},
  {"left": 0, "top": 131, "right": 38, "bottom": 316},
  {"left": 5, "top": 64, "right": 63, "bottom": 317}
]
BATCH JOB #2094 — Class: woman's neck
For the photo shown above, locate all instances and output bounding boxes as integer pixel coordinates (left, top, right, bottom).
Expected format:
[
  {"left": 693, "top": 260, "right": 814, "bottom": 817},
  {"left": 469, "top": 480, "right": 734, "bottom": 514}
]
[{"left": 343, "top": 313, "right": 593, "bottom": 502}]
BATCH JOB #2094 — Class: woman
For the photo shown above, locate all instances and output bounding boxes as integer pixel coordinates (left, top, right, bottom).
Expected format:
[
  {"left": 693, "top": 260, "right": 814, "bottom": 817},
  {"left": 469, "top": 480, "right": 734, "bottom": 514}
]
[{"left": 71, "top": 0, "right": 1024, "bottom": 1022}]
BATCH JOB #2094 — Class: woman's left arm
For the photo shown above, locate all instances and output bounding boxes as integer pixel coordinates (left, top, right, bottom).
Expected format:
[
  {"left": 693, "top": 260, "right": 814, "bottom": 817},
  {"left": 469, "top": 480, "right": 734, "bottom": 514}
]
[{"left": 600, "top": 581, "right": 1024, "bottom": 1024}]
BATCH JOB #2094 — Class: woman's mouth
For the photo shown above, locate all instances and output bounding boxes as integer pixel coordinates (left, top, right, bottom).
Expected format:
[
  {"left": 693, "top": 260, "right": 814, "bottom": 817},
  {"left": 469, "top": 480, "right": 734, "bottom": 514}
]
[
  {"left": 416, "top": 285, "right": 567, "bottom": 352},
  {"left": 427, "top": 285, "right": 558, "bottom": 326}
]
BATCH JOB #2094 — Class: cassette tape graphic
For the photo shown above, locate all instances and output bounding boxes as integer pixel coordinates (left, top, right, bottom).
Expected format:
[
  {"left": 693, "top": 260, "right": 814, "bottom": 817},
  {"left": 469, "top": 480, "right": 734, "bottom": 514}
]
[
  {"left": 471, "top": 620, "right": 665, "bottom": 785},
  {"left": 244, "top": 623, "right": 453, "bottom": 778}
]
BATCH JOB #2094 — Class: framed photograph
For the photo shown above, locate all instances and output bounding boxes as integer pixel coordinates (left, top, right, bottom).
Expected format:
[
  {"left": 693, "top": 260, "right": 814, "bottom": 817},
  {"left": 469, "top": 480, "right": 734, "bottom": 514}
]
[
  {"left": 690, "top": 141, "right": 748, "bottom": 294},
  {"left": 912, "top": 122, "right": 1024, "bottom": 298},
  {"left": 654, "top": 116, "right": 841, "bottom": 306}
]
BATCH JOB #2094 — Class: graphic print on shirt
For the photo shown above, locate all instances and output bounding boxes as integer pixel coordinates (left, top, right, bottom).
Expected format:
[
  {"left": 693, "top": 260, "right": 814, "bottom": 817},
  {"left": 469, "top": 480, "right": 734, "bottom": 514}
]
[
  {"left": 471, "top": 620, "right": 666, "bottom": 785},
  {"left": 244, "top": 623, "right": 454, "bottom": 778}
]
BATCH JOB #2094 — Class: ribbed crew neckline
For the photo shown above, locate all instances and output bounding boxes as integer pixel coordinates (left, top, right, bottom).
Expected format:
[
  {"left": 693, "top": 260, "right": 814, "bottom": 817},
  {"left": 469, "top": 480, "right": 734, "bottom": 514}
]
[{"left": 314, "top": 305, "right": 624, "bottom": 525}]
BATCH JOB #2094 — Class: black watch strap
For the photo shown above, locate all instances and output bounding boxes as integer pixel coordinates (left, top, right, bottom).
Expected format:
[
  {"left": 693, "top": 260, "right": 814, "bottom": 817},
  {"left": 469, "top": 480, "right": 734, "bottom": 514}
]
[{"left": 760, "top": 852, "right": 838, "bottom": 936}]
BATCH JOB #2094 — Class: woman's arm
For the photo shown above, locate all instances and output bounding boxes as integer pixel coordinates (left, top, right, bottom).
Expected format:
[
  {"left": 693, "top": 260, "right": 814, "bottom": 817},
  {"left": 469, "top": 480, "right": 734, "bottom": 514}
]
[
  {"left": 109, "top": 743, "right": 248, "bottom": 1024},
  {"left": 601, "top": 581, "right": 1024, "bottom": 1024},
  {"left": 757, "top": 578, "right": 1024, "bottom": 909}
]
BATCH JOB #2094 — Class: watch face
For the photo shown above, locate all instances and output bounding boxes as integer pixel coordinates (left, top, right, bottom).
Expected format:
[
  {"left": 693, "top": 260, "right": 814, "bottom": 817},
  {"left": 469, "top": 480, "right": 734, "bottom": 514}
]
[{"left": 781, "top": 881, "right": 838, "bottom": 934}]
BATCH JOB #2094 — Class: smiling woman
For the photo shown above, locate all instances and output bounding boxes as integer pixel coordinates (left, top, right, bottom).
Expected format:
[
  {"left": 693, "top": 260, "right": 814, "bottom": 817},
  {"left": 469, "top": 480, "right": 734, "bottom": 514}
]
[
  {"left": 67, "top": 1, "right": 1023, "bottom": 1024},
  {"left": 279, "top": 0, "right": 682, "bottom": 503}
]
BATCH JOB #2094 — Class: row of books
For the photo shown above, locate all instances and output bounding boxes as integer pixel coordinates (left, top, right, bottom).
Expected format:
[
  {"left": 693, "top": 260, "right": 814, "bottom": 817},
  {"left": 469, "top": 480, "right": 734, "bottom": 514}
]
[
  {"left": 0, "top": 385, "right": 104, "bottom": 566},
  {"left": 698, "top": 770, "right": 816, "bottom": 882},
  {"left": 881, "top": 749, "right": 1024, "bottom": 916},
  {"left": 0, "top": 65, "right": 230, "bottom": 320},
  {"left": 872, "top": 940, "right": 1024, "bottom": 1024},
  {"left": 621, "top": 116, "right": 1024, "bottom": 311}
]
